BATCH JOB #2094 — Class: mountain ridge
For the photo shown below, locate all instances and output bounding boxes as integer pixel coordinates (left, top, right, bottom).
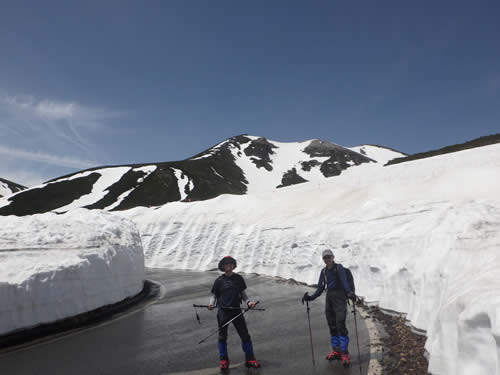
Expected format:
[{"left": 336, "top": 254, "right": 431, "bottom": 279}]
[
  {"left": 0, "top": 135, "right": 395, "bottom": 216},
  {"left": 1, "top": 133, "right": 496, "bottom": 217}
]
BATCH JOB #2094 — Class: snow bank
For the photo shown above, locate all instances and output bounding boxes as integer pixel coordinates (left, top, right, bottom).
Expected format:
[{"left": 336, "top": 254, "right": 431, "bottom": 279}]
[
  {"left": 0, "top": 209, "right": 145, "bottom": 336},
  {"left": 120, "top": 144, "right": 500, "bottom": 375}
]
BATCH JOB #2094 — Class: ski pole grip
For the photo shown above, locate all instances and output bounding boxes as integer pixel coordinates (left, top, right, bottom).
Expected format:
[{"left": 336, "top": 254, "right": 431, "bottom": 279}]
[{"left": 248, "top": 300, "right": 260, "bottom": 309}]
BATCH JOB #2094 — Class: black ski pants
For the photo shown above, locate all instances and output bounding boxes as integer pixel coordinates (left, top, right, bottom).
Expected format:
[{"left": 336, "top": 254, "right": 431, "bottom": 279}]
[
  {"left": 217, "top": 308, "right": 251, "bottom": 343},
  {"left": 325, "top": 289, "right": 348, "bottom": 337}
]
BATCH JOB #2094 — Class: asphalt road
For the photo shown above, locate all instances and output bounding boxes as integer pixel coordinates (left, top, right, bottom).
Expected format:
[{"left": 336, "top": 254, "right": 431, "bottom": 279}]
[{"left": 0, "top": 269, "right": 370, "bottom": 375}]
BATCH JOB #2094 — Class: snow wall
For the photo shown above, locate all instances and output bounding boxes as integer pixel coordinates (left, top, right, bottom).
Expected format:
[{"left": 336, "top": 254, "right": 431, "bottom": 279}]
[
  {"left": 121, "top": 144, "right": 500, "bottom": 375},
  {"left": 0, "top": 209, "right": 145, "bottom": 336}
]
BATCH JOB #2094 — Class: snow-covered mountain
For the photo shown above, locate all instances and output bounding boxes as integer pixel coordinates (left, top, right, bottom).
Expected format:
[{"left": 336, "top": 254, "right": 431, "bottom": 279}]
[
  {"left": 0, "top": 135, "right": 403, "bottom": 216},
  {"left": 0, "top": 177, "right": 26, "bottom": 198}
]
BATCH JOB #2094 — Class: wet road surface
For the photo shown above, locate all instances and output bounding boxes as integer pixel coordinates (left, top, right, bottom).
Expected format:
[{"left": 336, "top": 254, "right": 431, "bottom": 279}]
[{"left": 0, "top": 269, "right": 371, "bottom": 375}]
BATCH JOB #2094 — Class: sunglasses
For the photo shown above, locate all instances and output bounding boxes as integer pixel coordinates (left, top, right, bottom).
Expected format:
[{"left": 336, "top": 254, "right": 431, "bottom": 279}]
[{"left": 323, "top": 255, "right": 333, "bottom": 260}]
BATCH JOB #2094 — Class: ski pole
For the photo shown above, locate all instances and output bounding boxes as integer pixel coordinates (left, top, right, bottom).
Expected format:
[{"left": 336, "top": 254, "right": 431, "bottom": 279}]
[
  {"left": 352, "top": 302, "right": 362, "bottom": 375},
  {"left": 305, "top": 300, "right": 316, "bottom": 369},
  {"left": 197, "top": 301, "right": 260, "bottom": 345},
  {"left": 192, "top": 304, "right": 265, "bottom": 311},
  {"left": 193, "top": 305, "right": 201, "bottom": 325}
]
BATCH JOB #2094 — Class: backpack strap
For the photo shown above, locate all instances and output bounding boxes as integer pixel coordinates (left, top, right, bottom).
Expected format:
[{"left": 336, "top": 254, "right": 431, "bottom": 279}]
[
  {"left": 334, "top": 264, "right": 344, "bottom": 292},
  {"left": 324, "top": 265, "right": 342, "bottom": 292},
  {"left": 322, "top": 267, "right": 328, "bottom": 291},
  {"left": 335, "top": 264, "right": 351, "bottom": 298}
]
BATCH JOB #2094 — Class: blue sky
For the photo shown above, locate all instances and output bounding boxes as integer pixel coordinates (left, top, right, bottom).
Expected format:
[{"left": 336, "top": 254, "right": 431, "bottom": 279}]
[{"left": 1, "top": 1, "right": 499, "bottom": 186}]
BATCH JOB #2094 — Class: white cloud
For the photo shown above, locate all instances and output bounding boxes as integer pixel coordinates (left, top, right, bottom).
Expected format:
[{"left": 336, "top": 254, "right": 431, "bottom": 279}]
[
  {"left": 1, "top": 94, "right": 121, "bottom": 127},
  {"left": 0, "top": 90, "right": 122, "bottom": 185},
  {"left": 36, "top": 100, "right": 75, "bottom": 120},
  {"left": 0, "top": 145, "right": 96, "bottom": 169}
]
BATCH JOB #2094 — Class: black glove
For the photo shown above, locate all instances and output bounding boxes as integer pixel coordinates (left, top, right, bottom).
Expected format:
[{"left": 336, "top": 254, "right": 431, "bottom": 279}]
[
  {"left": 302, "top": 292, "right": 313, "bottom": 304},
  {"left": 348, "top": 292, "right": 356, "bottom": 303}
]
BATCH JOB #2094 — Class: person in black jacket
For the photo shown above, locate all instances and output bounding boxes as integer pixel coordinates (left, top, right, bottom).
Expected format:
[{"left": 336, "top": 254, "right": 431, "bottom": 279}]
[
  {"left": 302, "top": 249, "right": 356, "bottom": 367},
  {"left": 208, "top": 256, "right": 260, "bottom": 370}
]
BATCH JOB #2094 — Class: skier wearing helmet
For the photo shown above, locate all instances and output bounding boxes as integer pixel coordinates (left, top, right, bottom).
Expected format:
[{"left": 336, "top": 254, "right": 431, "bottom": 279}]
[{"left": 208, "top": 256, "right": 260, "bottom": 370}]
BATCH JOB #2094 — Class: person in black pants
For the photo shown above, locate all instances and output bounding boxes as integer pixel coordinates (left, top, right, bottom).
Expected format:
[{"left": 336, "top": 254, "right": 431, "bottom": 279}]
[
  {"left": 208, "top": 256, "right": 261, "bottom": 370},
  {"left": 302, "top": 249, "right": 356, "bottom": 367}
]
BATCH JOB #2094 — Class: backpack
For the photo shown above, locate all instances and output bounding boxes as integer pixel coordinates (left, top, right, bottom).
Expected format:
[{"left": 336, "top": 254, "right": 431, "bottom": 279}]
[
  {"left": 322, "top": 264, "right": 355, "bottom": 295},
  {"left": 344, "top": 267, "right": 355, "bottom": 295}
]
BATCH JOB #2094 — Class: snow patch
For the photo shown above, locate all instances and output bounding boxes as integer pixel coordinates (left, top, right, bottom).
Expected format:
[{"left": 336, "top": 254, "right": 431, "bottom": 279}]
[
  {"left": 54, "top": 167, "right": 131, "bottom": 213},
  {"left": 104, "top": 166, "right": 158, "bottom": 211},
  {"left": 210, "top": 167, "right": 224, "bottom": 179},
  {"left": 172, "top": 168, "right": 191, "bottom": 201}
]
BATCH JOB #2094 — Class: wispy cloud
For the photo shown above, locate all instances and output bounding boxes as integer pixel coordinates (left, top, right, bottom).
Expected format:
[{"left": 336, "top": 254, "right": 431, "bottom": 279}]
[
  {"left": 2, "top": 95, "right": 121, "bottom": 122},
  {"left": 0, "top": 145, "right": 96, "bottom": 169},
  {"left": 0, "top": 90, "right": 123, "bottom": 185}
]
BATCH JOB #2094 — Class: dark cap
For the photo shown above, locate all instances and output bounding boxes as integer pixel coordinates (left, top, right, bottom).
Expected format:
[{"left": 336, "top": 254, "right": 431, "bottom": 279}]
[{"left": 218, "top": 256, "right": 237, "bottom": 271}]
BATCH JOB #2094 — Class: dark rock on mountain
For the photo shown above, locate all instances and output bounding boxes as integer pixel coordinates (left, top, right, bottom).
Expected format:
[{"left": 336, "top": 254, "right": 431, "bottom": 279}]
[
  {"left": 84, "top": 168, "right": 157, "bottom": 210},
  {"left": 301, "top": 160, "right": 321, "bottom": 171},
  {"left": 242, "top": 137, "right": 277, "bottom": 171},
  {"left": 0, "top": 138, "right": 249, "bottom": 216},
  {"left": 304, "top": 140, "right": 376, "bottom": 178},
  {"left": 277, "top": 168, "right": 308, "bottom": 188},
  {"left": 0, "top": 174, "right": 100, "bottom": 216}
]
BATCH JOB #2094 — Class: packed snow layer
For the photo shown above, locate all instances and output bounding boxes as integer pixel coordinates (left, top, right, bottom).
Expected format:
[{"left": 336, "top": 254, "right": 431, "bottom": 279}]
[
  {"left": 0, "top": 209, "right": 145, "bottom": 336},
  {"left": 120, "top": 144, "right": 500, "bottom": 375}
]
